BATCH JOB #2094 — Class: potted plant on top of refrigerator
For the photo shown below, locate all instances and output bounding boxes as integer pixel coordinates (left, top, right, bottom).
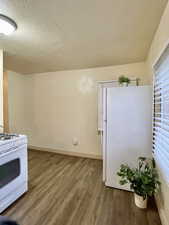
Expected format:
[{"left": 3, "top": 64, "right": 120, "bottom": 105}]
[
  {"left": 117, "top": 157, "right": 161, "bottom": 209},
  {"left": 118, "top": 76, "right": 131, "bottom": 87}
]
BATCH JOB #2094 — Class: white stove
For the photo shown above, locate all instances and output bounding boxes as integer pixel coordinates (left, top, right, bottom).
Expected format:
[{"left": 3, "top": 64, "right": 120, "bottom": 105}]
[{"left": 0, "top": 134, "right": 28, "bottom": 213}]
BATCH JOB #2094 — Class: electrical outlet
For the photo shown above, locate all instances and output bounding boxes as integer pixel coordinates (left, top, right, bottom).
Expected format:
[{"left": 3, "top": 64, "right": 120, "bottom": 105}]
[{"left": 72, "top": 138, "right": 79, "bottom": 146}]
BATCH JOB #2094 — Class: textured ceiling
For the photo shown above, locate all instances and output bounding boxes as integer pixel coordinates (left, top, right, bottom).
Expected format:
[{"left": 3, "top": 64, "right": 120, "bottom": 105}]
[{"left": 0, "top": 0, "right": 168, "bottom": 74}]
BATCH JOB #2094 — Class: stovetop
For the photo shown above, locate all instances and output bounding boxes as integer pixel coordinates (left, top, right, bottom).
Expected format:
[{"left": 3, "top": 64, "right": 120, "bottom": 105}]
[{"left": 0, "top": 133, "right": 19, "bottom": 141}]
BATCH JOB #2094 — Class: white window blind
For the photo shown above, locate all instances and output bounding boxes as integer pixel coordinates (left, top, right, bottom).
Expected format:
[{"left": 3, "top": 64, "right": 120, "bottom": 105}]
[{"left": 153, "top": 44, "right": 169, "bottom": 183}]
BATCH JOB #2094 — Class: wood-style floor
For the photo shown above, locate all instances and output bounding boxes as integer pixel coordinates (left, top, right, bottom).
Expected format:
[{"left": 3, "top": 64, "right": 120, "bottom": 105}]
[{"left": 3, "top": 150, "right": 161, "bottom": 225}]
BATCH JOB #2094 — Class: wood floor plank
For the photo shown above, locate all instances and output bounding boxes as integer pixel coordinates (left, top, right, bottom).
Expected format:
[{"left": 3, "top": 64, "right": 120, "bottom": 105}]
[{"left": 2, "top": 150, "right": 161, "bottom": 225}]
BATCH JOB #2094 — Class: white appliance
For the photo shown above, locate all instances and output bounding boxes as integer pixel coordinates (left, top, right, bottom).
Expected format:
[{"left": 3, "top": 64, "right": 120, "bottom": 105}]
[
  {"left": 0, "top": 134, "right": 28, "bottom": 213},
  {"left": 102, "top": 86, "right": 152, "bottom": 190}
]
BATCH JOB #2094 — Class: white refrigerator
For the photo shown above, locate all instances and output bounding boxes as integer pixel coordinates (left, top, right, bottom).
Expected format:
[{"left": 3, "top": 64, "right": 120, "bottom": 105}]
[{"left": 102, "top": 86, "right": 152, "bottom": 191}]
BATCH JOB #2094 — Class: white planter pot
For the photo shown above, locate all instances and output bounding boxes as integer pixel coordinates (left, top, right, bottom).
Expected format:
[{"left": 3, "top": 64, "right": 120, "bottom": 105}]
[
  {"left": 134, "top": 193, "right": 147, "bottom": 209},
  {"left": 121, "top": 82, "right": 128, "bottom": 87}
]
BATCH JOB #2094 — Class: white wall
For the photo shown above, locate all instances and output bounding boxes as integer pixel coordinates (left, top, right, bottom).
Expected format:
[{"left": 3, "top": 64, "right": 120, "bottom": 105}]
[
  {"left": 146, "top": 1, "right": 169, "bottom": 225},
  {"left": 0, "top": 50, "right": 3, "bottom": 131},
  {"left": 147, "top": 1, "right": 169, "bottom": 83},
  {"left": 8, "top": 62, "right": 149, "bottom": 157},
  {"left": 8, "top": 71, "right": 34, "bottom": 142}
]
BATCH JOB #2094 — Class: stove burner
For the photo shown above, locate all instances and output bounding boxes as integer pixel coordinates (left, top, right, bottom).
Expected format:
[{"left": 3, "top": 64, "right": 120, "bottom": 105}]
[{"left": 0, "top": 133, "right": 19, "bottom": 140}]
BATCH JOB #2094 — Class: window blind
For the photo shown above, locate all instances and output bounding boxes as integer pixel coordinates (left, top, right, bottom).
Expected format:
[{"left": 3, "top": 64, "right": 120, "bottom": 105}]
[{"left": 153, "top": 45, "right": 169, "bottom": 183}]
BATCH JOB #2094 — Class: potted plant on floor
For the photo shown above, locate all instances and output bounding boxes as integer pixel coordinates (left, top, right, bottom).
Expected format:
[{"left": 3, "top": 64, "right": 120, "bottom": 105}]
[
  {"left": 117, "top": 157, "right": 161, "bottom": 209},
  {"left": 118, "top": 76, "right": 131, "bottom": 87}
]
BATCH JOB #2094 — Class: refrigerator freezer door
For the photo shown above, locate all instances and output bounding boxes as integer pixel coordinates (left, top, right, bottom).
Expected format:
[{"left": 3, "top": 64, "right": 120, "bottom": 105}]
[{"left": 105, "top": 86, "right": 152, "bottom": 190}]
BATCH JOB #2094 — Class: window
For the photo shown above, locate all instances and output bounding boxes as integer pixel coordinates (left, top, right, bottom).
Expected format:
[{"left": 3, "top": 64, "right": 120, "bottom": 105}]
[{"left": 153, "top": 44, "right": 169, "bottom": 183}]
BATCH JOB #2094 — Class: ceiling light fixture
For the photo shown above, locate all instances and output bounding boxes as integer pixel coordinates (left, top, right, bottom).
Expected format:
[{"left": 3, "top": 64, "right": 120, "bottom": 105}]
[{"left": 0, "top": 14, "right": 17, "bottom": 35}]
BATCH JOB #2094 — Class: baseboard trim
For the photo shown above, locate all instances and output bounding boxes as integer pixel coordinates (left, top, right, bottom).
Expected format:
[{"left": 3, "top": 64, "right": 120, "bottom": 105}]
[
  {"left": 155, "top": 195, "right": 169, "bottom": 225},
  {"left": 28, "top": 145, "right": 102, "bottom": 160}
]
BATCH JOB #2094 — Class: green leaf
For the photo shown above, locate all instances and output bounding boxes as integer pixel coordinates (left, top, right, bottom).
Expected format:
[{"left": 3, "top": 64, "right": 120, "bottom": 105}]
[{"left": 116, "top": 157, "right": 161, "bottom": 197}]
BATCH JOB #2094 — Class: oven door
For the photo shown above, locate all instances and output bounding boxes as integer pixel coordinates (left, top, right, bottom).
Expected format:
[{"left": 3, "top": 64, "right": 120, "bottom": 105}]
[{"left": 0, "top": 144, "right": 28, "bottom": 200}]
